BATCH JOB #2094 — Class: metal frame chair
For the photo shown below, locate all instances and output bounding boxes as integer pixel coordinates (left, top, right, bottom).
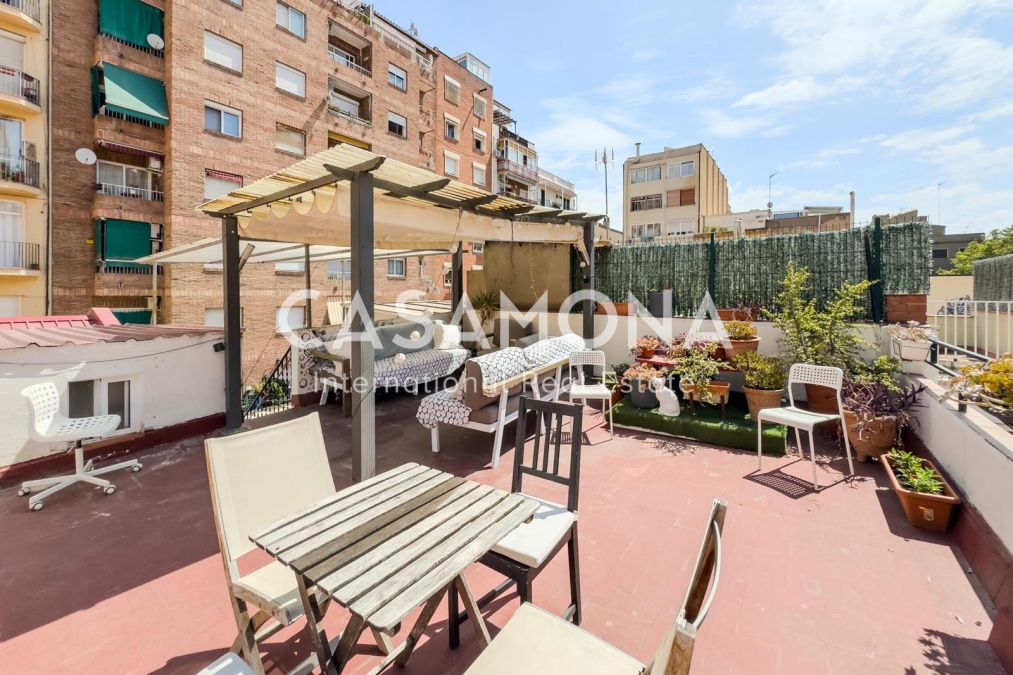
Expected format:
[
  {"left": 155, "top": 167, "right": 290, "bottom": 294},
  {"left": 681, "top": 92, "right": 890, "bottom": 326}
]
[
  {"left": 449, "top": 396, "right": 584, "bottom": 648},
  {"left": 756, "top": 364, "right": 855, "bottom": 489},
  {"left": 17, "top": 382, "right": 141, "bottom": 511},
  {"left": 568, "top": 349, "right": 614, "bottom": 439},
  {"left": 462, "top": 499, "right": 728, "bottom": 675}
]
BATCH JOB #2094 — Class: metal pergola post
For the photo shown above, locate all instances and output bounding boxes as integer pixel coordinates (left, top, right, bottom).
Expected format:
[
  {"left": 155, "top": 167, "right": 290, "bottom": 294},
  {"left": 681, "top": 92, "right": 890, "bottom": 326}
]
[
  {"left": 451, "top": 245, "right": 464, "bottom": 314},
  {"left": 222, "top": 215, "right": 244, "bottom": 430},
  {"left": 582, "top": 222, "right": 595, "bottom": 343},
  {"left": 350, "top": 170, "right": 375, "bottom": 482}
]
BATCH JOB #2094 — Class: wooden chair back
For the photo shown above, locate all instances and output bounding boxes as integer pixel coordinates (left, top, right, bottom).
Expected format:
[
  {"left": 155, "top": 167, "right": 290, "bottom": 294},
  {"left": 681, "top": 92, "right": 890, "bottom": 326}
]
[
  {"left": 646, "top": 499, "right": 728, "bottom": 675},
  {"left": 205, "top": 413, "right": 336, "bottom": 578},
  {"left": 511, "top": 396, "right": 583, "bottom": 513}
]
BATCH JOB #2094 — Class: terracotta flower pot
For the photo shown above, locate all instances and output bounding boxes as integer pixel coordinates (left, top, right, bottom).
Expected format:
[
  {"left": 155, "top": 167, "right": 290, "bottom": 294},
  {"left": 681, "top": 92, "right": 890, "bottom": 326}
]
[
  {"left": 638, "top": 348, "right": 657, "bottom": 359},
  {"left": 725, "top": 337, "right": 760, "bottom": 361},
  {"left": 712, "top": 344, "right": 727, "bottom": 361},
  {"left": 843, "top": 410, "right": 896, "bottom": 462},
  {"left": 881, "top": 455, "right": 960, "bottom": 532},
  {"left": 743, "top": 386, "right": 783, "bottom": 421},
  {"left": 804, "top": 383, "right": 839, "bottom": 414},
  {"left": 598, "top": 302, "right": 634, "bottom": 316}
]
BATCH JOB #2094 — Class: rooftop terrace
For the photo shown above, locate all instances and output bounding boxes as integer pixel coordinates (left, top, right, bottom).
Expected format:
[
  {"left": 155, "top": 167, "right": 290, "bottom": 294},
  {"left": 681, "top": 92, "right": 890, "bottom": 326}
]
[{"left": 0, "top": 394, "right": 1002, "bottom": 674}]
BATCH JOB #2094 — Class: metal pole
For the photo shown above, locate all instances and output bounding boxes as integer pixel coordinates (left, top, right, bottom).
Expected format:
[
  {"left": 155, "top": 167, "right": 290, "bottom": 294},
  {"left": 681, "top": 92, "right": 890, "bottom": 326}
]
[
  {"left": 582, "top": 222, "right": 595, "bottom": 343},
  {"left": 222, "top": 216, "right": 243, "bottom": 430},
  {"left": 451, "top": 245, "right": 464, "bottom": 313},
  {"left": 151, "top": 265, "right": 157, "bottom": 325},
  {"left": 304, "top": 244, "right": 312, "bottom": 327},
  {"left": 350, "top": 171, "right": 375, "bottom": 482}
]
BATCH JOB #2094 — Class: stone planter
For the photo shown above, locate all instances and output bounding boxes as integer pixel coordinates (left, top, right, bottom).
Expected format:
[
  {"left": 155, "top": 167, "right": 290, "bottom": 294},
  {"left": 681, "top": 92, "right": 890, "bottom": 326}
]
[
  {"left": 843, "top": 410, "right": 896, "bottom": 462},
  {"left": 804, "top": 383, "right": 840, "bottom": 414},
  {"left": 892, "top": 337, "right": 932, "bottom": 362},
  {"left": 649, "top": 290, "right": 672, "bottom": 318},
  {"left": 744, "top": 386, "right": 783, "bottom": 421},
  {"left": 881, "top": 454, "right": 960, "bottom": 532},
  {"left": 724, "top": 337, "right": 760, "bottom": 361},
  {"left": 629, "top": 378, "right": 659, "bottom": 409}
]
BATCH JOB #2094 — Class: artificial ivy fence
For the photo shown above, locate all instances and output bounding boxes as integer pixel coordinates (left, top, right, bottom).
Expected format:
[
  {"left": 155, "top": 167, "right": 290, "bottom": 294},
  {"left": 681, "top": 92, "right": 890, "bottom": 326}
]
[
  {"left": 574, "top": 221, "right": 931, "bottom": 319},
  {"left": 973, "top": 253, "right": 1013, "bottom": 301}
]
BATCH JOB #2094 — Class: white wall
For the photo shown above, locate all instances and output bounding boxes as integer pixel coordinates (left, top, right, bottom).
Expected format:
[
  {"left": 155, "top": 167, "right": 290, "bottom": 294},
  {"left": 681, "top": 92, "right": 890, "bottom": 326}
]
[{"left": 0, "top": 334, "right": 226, "bottom": 467}]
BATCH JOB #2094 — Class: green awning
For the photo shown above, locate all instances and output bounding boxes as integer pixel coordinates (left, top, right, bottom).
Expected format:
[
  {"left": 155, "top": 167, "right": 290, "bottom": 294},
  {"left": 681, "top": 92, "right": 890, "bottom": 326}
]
[
  {"left": 98, "top": 0, "right": 164, "bottom": 50},
  {"left": 95, "top": 62, "right": 168, "bottom": 126},
  {"left": 96, "top": 218, "right": 152, "bottom": 269}
]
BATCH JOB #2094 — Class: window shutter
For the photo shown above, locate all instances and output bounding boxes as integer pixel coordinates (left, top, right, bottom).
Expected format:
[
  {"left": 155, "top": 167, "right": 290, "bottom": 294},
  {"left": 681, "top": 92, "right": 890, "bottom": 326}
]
[
  {"left": 680, "top": 188, "right": 695, "bottom": 206},
  {"left": 0, "top": 33, "right": 24, "bottom": 71}
]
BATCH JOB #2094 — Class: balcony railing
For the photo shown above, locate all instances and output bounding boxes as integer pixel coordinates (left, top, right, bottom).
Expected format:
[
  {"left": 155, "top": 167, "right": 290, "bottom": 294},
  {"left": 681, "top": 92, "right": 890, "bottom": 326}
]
[
  {"left": 97, "top": 183, "right": 165, "bottom": 202},
  {"left": 0, "top": 153, "right": 39, "bottom": 187},
  {"left": 0, "top": 240, "right": 39, "bottom": 269},
  {"left": 496, "top": 157, "right": 538, "bottom": 184},
  {"left": 0, "top": 0, "right": 40, "bottom": 22},
  {"left": 328, "top": 44, "right": 371, "bottom": 78},
  {"left": 0, "top": 67, "right": 38, "bottom": 105},
  {"left": 537, "top": 169, "right": 575, "bottom": 194},
  {"left": 328, "top": 99, "right": 371, "bottom": 126},
  {"left": 97, "top": 260, "right": 162, "bottom": 275}
]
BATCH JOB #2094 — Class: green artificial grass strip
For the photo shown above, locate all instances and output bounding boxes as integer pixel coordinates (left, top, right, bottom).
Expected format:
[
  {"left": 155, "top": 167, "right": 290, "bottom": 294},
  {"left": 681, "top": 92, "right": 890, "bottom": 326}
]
[{"left": 612, "top": 394, "right": 787, "bottom": 456}]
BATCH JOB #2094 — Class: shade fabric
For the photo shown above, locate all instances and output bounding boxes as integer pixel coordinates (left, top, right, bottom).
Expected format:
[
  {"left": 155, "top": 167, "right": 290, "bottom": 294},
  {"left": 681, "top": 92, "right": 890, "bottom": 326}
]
[
  {"left": 136, "top": 237, "right": 448, "bottom": 266},
  {"left": 98, "top": 0, "right": 164, "bottom": 50},
  {"left": 97, "top": 62, "right": 169, "bottom": 126},
  {"left": 96, "top": 218, "right": 151, "bottom": 268}
]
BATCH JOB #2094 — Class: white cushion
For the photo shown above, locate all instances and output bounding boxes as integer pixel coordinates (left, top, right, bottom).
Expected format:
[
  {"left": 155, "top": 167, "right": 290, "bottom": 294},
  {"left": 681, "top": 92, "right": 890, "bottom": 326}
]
[
  {"left": 570, "top": 383, "right": 612, "bottom": 400},
  {"left": 434, "top": 323, "right": 462, "bottom": 350},
  {"left": 757, "top": 405, "right": 840, "bottom": 430},
  {"left": 197, "top": 652, "right": 255, "bottom": 675},
  {"left": 492, "top": 497, "right": 575, "bottom": 568},
  {"left": 323, "top": 335, "right": 353, "bottom": 360},
  {"left": 464, "top": 603, "right": 644, "bottom": 675},
  {"left": 232, "top": 561, "right": 305, "bottom": 625}
]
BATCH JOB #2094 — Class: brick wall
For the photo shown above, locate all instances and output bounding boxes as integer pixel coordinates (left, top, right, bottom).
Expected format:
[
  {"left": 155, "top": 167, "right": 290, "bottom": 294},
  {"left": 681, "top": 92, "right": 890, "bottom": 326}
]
[{"left": 885, "top": 293, "right": 928, "bottom": 324}]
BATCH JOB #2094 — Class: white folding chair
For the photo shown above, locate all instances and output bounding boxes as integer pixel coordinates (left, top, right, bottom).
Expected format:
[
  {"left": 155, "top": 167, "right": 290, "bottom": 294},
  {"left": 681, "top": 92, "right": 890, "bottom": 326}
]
[
  {"left": 756, "top": 364, "right": 854, "bottom": 489},
  {"left": 568, "top": 350, "right": 614, "bottom": 439},
  {"left": 205, "top": 412, "right": 389, "bottom": 674},
  {"left": 17, "top": 382, "right": 141, "bottom": 511}
]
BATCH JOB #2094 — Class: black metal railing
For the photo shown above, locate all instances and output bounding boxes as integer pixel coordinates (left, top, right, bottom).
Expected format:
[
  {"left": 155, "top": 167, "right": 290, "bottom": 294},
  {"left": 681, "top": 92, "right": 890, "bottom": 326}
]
[
  {"left": 242, "top": 347, "right": 293, "bottom": 420},
  {"left": 0, "top": 0, "right": 40, "bottom": 22},
  {"left": 0, "top": 152, "right": 39, "bottom": 187},
  {"left": 927, "top": 337, "right": 990, "bottom": 413},
  {"left": 0, "top": 67, "right": 39, "bottom": 105},
  {"left": 0, "top": 240, "right": 39, "bottom": 269}
]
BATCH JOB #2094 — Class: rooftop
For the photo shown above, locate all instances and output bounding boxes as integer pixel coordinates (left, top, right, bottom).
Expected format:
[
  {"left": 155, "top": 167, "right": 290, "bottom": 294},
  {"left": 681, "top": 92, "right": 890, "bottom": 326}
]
[
  {"left": 0, "top": 396, "right": 1001, "bottom": 674},
  {"left": 0, "top": 324, "right": 223, "bottom": 351}
]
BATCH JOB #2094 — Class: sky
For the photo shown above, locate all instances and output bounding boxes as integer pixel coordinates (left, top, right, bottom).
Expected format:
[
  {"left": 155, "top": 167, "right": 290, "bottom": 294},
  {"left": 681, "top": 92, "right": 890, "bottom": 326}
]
[{"left": 380, "top": 0, "right": 1013, "bottom": 234}]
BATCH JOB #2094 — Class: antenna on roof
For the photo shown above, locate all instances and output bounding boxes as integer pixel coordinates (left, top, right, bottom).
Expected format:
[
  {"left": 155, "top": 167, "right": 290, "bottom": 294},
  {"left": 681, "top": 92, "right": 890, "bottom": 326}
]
[
  {"left": 595, "top": 146, "right": 614, "bottom": 230},
  {"left": 409, "top": 22, "right": 419, "bottom": 37}
]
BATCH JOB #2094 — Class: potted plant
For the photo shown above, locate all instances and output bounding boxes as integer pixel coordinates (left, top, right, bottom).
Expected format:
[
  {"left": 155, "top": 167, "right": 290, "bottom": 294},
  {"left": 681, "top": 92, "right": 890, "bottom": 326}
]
[
  {"left": 718, "top": 303, "right": 762, "bottom": 322},
  {"left": 624, "top": 363, "right": 664, "bottom": 409},
  {"left": 723, "top": 320, "right": 760, "bottom": 360},
  {"left": 673, "top": 332, "right": 724, "bottom": 361},
  {"left": 944, "top": 354, "right": 1013, "bottom": 429},
  {"left": 469, "top": 288, "right": 500, "bottom": 331},
  {"left": 767, "top": 264, "right": 878, "bottom": 413},
  {"left": 881, "top": 449, "right": 960, "bottom": 531},
  {"left": 673, "top": 344, "right": 729, "bottom": 405},
  {"left": 597, "top": 300, "right": 634, "bottom": 316},
  {"left": 885, "top": 322, "right": 937, "bottom": 362},
  {"left": 632, "top": 335, "right": 663, "bottom": 359},
  {"left": 734, "top": 352, "right": 787, "bottom": 420},
  {"left": 842, "top": 380, "right": 926, "bottom": 462}
]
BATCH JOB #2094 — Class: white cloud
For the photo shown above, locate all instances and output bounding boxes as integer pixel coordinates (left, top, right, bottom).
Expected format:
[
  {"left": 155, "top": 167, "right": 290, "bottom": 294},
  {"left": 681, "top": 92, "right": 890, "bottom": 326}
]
[
  {"left": 972, "top": 99, "right": 1013, "bottom": 120},
  {"left": 699, "top": 109, "right": 774, "bottom": 138},
  {"left": 729, "top": 181, "right": 855, "bottom": 213},
  {"left": 675, "top": 76, "right": 737, "bottom": 103},
  {"left": 880, "top": 125, "right": 974, "bottom": 152},
  {"left": 784, "top": 145, "right": 860, "bottom": 169},
  {"left": 733, "top": 76, "right": 858, "bottom": 109}
]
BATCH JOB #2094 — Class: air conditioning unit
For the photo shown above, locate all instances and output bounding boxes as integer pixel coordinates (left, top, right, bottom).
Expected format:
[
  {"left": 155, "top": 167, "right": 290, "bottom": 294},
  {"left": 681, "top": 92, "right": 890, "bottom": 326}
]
[{"left": 148, "top": 157, "right": 163, "bottom": 171}]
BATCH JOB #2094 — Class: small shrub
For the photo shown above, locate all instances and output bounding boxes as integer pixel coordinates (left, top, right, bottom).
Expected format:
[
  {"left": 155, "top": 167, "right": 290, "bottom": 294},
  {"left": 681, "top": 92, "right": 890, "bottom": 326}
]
[
  {"left": 734, "top": 352, "right": 787, "bottom": 391},
  {"left": 725, "top": 320, "right": 758, "bottom": 340},
  {"left": 887, "top": 450, "right": 944, "bottom": 495}
]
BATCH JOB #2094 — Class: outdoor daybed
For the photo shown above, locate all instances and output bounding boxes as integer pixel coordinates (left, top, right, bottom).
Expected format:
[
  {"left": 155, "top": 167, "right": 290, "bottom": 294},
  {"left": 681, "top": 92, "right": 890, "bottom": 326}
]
[{"left": 417, "top": 332, "right": 586, "bottom": 467}]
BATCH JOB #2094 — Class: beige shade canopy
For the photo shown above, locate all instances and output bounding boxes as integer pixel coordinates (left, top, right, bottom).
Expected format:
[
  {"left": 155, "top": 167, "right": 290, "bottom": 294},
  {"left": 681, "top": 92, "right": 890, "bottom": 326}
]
[{"left": 136, "top": 237, "right": 446, "bottom": 266}]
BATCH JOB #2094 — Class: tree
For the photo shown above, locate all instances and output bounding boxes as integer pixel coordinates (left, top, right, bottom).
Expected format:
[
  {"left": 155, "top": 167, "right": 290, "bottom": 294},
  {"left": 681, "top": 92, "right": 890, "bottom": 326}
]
[{"left": 941, "top": 225, "right": 1013, "bottom": 275}]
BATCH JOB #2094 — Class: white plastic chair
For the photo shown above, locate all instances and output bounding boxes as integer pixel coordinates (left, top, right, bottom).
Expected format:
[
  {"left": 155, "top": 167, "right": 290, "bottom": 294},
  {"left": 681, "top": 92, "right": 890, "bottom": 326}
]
[
  {"left": 756, "top": 364, "right": 854, "bottom": 489},
  {"left": 17, "top": 382, "right": 141, "bottom": 511},
  {"left": 568, "top": 350, "right": 614, "bottom": 439},
  {"left": 196, "top": 653, "right": 254, "bottom": 675}
]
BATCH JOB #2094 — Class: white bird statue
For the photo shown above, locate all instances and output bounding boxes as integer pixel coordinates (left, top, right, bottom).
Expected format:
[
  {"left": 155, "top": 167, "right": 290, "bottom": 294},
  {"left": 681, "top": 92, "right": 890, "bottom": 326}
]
[{"left": 652, "top": 377, "right": 681, "bottom": 417}]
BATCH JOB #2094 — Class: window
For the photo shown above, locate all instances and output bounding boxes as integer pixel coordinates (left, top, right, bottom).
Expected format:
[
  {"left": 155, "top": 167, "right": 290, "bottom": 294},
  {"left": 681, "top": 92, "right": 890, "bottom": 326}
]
[
  {"left": 388, "top": 64, "right": 407, "bottom": 90},
  {"left": 0, "top": 200, "right": 24, "bottom": 267},
  {"left": 666, "top": 220, "right": 694, "bottom": 235},
  {"left": 387, "top": 258, "right": 406, "bottom": 277},
  {"left": 444, "top": 269, "right": 453, "bottom": 287},
  {"left": 204, "top": 101, "right": 241, "bottom": 137},
  {"left": 666, "top": 188, "right": 695, "bottom": 207},
  {"left": 630, "top": 194, "right": 662, "bottom": 212},
  {"left": 0, "top": 29, "right": 24, "bottom": 73},
  {"left": 275, "top": 2, "right": 306, "bottom": 38},
  {"left": 276, "top": 305, "right": 306, "bottom": 330},
  {"left": 327, "top": 260, "right": 351, "bottom": 280},
  {"left": 473, "top": 94, "right": 487, "bottom": 119},
  {"left": 631, "top": 223, "right": 662, "bottom": 240},
  {"left": 473, "top": 162, "right": 486, "bottom": 186},
  {"left": 472, "top": 242, "right": 484, "bottom": 253},
  {"left": 275, "top": 261, "right": 305, "bottom": 272},
  {"left": 204, "top": 32, "right": 242, "bottom": 72},
  {"left": 444, "top": 115, "right": 459, "bottom": 140},
  {"left": 204, "top": 169, "right": 243, "bottom": 200},
  {"left": 631, "top": 166, "right": 662, "bottom": 184},
  {"left": 97, "top": 160, "right": 163, "bottom": 198},
  {"left": 275, "top": 123, "right": 305, "bottom": 155},
  {"left": 932, "top": 249, "right": 948, "bottom": 259},
  {"left": 276, "top": 62, "right": 305, "bottom": 97},
  {"left": 68, "top": 378, "right": 135, "bottom": 434},
  {"left": 668, "top": 160, "right": 695, "bottom": 178},
  {"left": 388, "top": 112, "right": 407, "bottom": 138},
  {"left": 473, "top": 128, "right": 486, "bottom": 153},
  {"left": 444, "top": 76, "right": 460, "bottom": 104},
  {"left": 444, "top": 151, "right": 459, "bottom": 177}
]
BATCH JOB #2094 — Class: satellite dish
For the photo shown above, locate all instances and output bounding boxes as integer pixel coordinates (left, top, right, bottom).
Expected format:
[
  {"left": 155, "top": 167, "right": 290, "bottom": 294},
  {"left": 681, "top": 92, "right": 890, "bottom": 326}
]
[
  {"left": 147, "top": 33, "right": 164, "bottom": 50},
  {"left": 75, "top": 148, "right": 97, "bottom": 165}
]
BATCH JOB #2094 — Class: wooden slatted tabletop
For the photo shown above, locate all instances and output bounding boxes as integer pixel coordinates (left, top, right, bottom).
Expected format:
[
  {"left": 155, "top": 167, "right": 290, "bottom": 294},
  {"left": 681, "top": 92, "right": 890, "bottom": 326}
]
[{"left": 250, "top": 463, "right": 538, "bottom": 674}]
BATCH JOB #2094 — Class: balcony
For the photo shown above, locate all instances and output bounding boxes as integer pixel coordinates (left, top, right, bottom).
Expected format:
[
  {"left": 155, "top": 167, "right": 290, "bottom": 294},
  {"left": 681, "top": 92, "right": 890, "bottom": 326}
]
[
  {"left": 0, "top": 67, "right": 39, "bottom": 114},
  {"left": 97, "top": 183, "right": 164, "bottom": 202},
  {"left": 496, "top": 157, "right": 538, "bottom": 185},
  {"left": 328, "top": 78, "right": 371, "bottom": 127},
  {"left": 0, "top": 148, "right": 39, "bottom": 195},
  {"left": 0, "top": 239, "right": 39, "bottom": 272},
  {"left": 328, "top": 44, "right": 371, "bottom": 78},
  {"left": 0, "top": 0, "right": 40, "bottom": 32}
]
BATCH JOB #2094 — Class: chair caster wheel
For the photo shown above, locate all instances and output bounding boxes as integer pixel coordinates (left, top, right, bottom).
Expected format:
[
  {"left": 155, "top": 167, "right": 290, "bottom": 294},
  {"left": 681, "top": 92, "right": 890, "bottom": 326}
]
[
  {"left": 104, "top": 486, "right": 116, "bottom": 495},
  {"left": 132, "top": 464, "right": 142, "bottom": 472},
  {"left": 17, "top": 487, "right": 30, "bottom": 496},
  {"left": 30, "top": 501, "right": 43, "bottom": 511}
]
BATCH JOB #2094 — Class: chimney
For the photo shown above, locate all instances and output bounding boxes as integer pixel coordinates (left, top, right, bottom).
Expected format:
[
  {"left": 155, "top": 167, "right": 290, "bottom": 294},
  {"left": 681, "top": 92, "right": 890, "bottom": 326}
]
[
  {"left": 849, "top": 191, "right": 856, "bottom": 228},
  {"left": 635, "top": 142, "right": 641, "bottom": 159}
]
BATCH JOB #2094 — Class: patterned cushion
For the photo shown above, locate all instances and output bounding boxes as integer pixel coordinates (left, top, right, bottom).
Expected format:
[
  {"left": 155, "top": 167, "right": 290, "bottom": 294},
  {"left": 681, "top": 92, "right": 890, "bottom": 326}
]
[
  {"left": 417, "top": 389, "right": 472, "bottom": 429},
  {"left": 522, "top": 333, "right": 586, "bottom": 369},
  {"left": 375, "top": 348, "right": 469, "bottom": 389},
  {"left": 472, "top": 347, "right": 528, "bottom": 386}
]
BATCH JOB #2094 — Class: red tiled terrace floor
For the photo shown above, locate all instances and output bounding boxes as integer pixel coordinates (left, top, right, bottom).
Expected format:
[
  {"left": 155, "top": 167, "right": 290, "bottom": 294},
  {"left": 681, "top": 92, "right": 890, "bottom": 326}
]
[{"left": 0, "top": 393, "right": 1004, "bottom": 674}]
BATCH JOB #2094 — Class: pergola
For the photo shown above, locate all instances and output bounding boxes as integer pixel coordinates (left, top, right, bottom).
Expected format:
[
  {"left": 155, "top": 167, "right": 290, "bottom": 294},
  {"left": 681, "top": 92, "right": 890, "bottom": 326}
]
[{"left": 149, "top": 144, "right": 603, "bottom": 481}]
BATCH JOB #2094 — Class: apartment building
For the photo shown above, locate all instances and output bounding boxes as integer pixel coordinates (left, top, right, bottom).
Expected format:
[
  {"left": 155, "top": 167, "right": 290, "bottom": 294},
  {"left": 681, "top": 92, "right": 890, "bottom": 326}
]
[
  {"left": 50, "top": 1, "right": 491, "bottom": 375},
  {"left": 492, "top": 100, "right": 538, "bottom": 203},
  {"left": 622, "top": 144, "right": 729, "bottom": 242},
  {"left": 0, "top": 0, "right": 48, "bottom": 317},
  {"left": 536, "top": 168, "right": 576, "bottom": 211}
]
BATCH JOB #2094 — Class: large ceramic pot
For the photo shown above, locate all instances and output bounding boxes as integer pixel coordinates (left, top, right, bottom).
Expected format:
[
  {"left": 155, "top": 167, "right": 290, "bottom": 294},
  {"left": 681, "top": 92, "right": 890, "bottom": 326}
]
[
  {"left": 804, "top": 383, "right": 840, "bottom": 414},
  {"left": 743, "top": 386, "right": 783, "bottom": 421},
  {"left": 649, "top": 291, "right": 672, "bottom": 318},
  {"left": 843, "top": 410, "right": 897, "bottom": 462},
  {"left": 881, "top": 454, "right": 960, "bottom": 532},
  {"left": 725, "top": 337, "right": 761, "bottom": 361},
  {"left": 629, "top": 378, "right": 659, "bottom": 409}
]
